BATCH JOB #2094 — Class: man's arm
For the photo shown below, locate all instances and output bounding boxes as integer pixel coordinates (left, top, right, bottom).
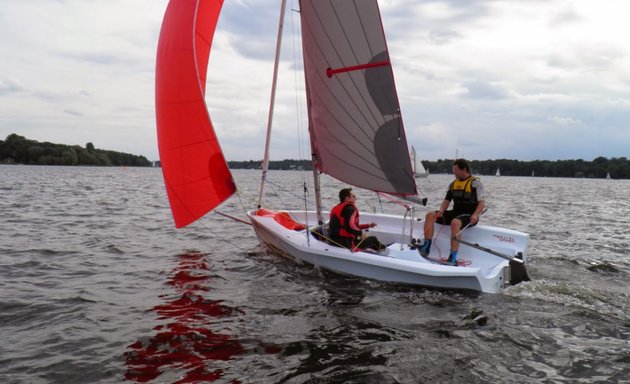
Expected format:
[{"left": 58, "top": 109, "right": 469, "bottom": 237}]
[
  {"left": 471, "top": 179, "right": 486, "bottom": 224},
  {"left": 438, "top": 183, "right": 453, "bottom": 217},
  {"left": 436, "top": 199, "right": 450, "bottom": 217},
  {"left": 471, "top": 200, "right": 485, "bottom": 224}
]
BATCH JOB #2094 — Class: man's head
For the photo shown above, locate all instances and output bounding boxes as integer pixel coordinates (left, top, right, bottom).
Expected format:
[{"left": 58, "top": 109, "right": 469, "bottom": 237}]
[
  {"left": 452, "top": 158, "right": 471, "bottom": 180},
  {"left": 339, "top": 188, "right": 355, "bottom": 203}
]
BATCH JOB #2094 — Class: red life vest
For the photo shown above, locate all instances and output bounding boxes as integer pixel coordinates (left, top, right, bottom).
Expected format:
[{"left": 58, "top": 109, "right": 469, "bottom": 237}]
[{"left": 329, "top": 201, "right": 360, "bottom": 239}]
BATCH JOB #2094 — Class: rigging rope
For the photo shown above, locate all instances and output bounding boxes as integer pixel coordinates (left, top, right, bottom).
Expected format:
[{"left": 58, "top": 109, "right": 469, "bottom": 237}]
[
  {"left": 256, "top": 2, "right": 312, "bottom": 216},
  {"left": 427, "top": 223, "right": 471, "bottom": 266},
  {"left": 303, "top": 181, "right": 310, "bottom": 245},
  {"left": 291, "top": 1, "right": 307, "bottom": 172},
  {"left": 265, "top": 178, "right": 308, "bottom": 203}
]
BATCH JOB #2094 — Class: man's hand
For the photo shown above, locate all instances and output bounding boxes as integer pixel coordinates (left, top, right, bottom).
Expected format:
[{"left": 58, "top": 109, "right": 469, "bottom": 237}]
[{"left": 470, "top": 214, "right": 479, "bottom": 224}]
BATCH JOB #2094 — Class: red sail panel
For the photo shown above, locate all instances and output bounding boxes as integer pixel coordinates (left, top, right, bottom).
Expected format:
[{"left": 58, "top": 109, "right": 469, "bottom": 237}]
[{"left": 156, "top": 0, "right": 235, "bottom": 228}]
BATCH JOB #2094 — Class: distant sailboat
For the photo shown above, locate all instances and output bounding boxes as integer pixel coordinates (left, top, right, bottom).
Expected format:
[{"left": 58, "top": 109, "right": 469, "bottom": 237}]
[
  {"left": 606, "top": 172, "right": 611, "bottom": 180},
  {"left": 495, "top": 168, "right": 501, "bottom": 177},
  {"left": 531, "top": 170, "right": 535, "bottom": 177},
  {"left": 410, "top": 146, "right": 428, "bottom": 178}
]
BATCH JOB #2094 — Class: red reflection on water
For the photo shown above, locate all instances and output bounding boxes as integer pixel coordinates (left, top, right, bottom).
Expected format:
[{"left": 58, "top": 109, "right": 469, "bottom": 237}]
[{"left": 124, "top": 252, "right": 244, "bottom": 383}]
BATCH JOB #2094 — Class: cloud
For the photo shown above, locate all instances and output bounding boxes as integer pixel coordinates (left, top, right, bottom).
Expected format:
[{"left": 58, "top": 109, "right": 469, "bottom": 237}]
[
  {"left": 549, "top": 4, "right": 583, "bottom": 26},
  {"left": 63, "top": 109, "right": 83, "bottom": 116},
  {"left": 547, "top": 116, "right": 582, "bottom": 126},
  {"left": 0, "top": 79, "right": 25, "bottom": 95},
  {"left": 1, "top": 0, "right": 629, "bottom": 163},
  {"left": 218, "top": 0, "right": 281, "bottom": 60},
  {"left": 428, "top": 29, "right": 462, "bottom": 44},
  {"left": 463, "top": 80, "right": 510, "bottom": 100}
]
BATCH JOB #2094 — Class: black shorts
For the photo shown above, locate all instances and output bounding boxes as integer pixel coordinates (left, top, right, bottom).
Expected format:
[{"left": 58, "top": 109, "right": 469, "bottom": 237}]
[
  {"left": 436, "top": 210, "right": 475, "bottom": 228},
  {"left": 330, "top": 235, "right": 353, "bottom": 249}
]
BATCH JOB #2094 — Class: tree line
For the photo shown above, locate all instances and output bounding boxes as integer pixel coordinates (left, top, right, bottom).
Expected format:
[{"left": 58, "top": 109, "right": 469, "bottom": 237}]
[
  {"left": 227, "top": 159, "right": 312, "bottom": 171},
  {"left": 0, "top": 134, "right": 151, "bottom": 167},
  {"left": 424, "top": 158, "right": 629, "bottom": 179},
  {"left": 227, "top": 157, "right": 629, "bottom": 179}
]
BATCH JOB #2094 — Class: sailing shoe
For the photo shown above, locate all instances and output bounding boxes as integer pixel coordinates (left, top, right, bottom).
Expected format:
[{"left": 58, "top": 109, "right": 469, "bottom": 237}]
[
  {"left": 418, "top": 240, "right": 432, "bottom": 257},
  {"left": 446, "top": 250, "right": 458, "bottom": 266}
]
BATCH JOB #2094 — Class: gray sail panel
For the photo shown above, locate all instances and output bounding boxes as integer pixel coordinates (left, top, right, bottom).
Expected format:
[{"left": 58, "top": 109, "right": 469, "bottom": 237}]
[{"left": 300, "top": 0, "right": 416, "bottom": 195}]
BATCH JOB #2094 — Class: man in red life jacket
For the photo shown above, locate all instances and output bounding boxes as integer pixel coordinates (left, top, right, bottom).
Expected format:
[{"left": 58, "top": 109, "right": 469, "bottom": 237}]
[{"left": 329, "top": 188, "right": 386, "bottom": 252}]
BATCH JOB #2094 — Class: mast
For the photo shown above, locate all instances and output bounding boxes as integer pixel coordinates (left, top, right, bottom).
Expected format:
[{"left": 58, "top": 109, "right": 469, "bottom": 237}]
[
  {"left": 257, "top": 0, "right": 288, "bottom": 208},
  {"left": 313, "top": 169, "right": 324, "bottom": 225},
  {"left": 312, "top": 156, "right": 323, "bottom": 224}
]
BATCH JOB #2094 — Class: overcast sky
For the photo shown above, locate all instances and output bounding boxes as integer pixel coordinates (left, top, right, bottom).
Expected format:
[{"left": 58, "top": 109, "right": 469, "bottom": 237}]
[{"left": 1, "top": 0, "right": 629, "bottom": 162}]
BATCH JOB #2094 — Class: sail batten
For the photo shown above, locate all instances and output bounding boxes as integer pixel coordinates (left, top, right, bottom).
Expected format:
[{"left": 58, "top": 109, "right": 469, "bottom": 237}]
[
  {"left": 305, "top": 53, "right": 387, "bottom": 138},
  {"left": 315, "top": 145, "right": 405, "bottom": 185},
  {"left": 300, "top": 0, "right": 416, "bottom": 195},
  {"left": 327, "top": 61, "right": 390, "bottom": 77},
  {"left": 156, "top": 0, "right": 234, "bottom": 229},
  {"left": 301, "top": 15, "right": 387, "bottom": 133}
]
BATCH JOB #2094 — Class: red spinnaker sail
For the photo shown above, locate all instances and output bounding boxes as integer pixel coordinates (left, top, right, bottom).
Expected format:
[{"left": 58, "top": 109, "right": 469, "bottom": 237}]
[{"left": 156, "top": 0, "right": 235, "bottom": 228}]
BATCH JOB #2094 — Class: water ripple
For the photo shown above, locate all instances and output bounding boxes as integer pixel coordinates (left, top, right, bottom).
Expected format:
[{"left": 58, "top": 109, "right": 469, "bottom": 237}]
[{"left": 1, "top": 167, "right": 630, "bottom": 383}]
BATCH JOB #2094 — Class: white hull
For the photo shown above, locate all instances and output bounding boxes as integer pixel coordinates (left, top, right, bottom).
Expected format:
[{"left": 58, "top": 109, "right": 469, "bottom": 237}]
[{"left": 247, "top": 210, "right": 529, "bottom": 293}]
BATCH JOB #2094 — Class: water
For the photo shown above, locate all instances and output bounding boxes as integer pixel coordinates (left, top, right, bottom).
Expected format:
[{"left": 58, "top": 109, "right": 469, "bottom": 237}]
[{"left": 1, "top": 165, "right": 629, "bottom": 383}]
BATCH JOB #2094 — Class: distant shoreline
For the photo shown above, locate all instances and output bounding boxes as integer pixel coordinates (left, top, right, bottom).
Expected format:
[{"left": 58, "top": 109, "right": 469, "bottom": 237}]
[
  {"left": 1, "top": 134, "right": 151, "bottom": 167},
  {"left": 2, "top": 132, "right": 626, "bottom": 178},
  {"left": 3, "top": 158, "right": 626, "bottom": 179},
  {"left": 227, "top": 157, "right": 629, "bottom": 179}
]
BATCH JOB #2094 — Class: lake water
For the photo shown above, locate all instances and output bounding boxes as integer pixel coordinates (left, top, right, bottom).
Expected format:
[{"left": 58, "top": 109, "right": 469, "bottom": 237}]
[{"left": 1, "top": 165, "right": 629, "bottom": 383}]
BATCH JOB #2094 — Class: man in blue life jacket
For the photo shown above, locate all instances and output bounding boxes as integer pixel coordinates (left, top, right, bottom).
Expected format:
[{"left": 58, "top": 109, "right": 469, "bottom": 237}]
[
  {"left": 329, "top": 188, "right": 387, "bottom": 252},
  {"left": 418, "top": 159, "right": 486, "bottom": 265}
]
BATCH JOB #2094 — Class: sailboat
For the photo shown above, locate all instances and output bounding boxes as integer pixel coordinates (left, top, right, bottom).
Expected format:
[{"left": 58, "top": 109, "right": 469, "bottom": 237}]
[
  {"left": 495, "top": 168, "right": 501, "bottom": 177},
  {"left": 411, "top": 146, "right": 429, "bottom": 178},
  {"left": 155, "top": 0, "right": 530, "bottom": 293}
]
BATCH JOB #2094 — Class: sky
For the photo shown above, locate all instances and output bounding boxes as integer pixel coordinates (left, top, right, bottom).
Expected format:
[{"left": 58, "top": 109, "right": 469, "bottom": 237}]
[{"left": 1, "top": 0, "right": 629, "bottom": 162}]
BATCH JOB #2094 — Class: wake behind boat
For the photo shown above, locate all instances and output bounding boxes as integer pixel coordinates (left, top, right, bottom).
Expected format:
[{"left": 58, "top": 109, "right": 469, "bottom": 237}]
[{"left": 155, "top": 0, "right": 531, "bottom": 294}]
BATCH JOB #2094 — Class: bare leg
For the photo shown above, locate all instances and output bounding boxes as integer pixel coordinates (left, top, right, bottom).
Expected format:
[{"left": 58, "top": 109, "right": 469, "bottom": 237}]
[
  {"left": 424, "top": 211, "right": 438, "bottom": 240},
  {"left": 450, "top": 218, "right": 462, "bottom": 251}
]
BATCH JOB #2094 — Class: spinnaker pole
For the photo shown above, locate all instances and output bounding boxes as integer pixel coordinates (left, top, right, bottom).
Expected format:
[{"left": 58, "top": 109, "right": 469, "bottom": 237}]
[{"left": 257, "top": 0, "right": 288, "bottom": 208}]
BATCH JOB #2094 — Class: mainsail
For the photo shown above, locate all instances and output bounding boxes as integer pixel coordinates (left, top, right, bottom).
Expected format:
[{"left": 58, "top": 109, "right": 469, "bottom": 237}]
[
  {"left": 300, "top": 0, "right": 417, "bottom": 196},
  {"left": 156, "top": 0, "right": 235, "bottom": 228}
]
